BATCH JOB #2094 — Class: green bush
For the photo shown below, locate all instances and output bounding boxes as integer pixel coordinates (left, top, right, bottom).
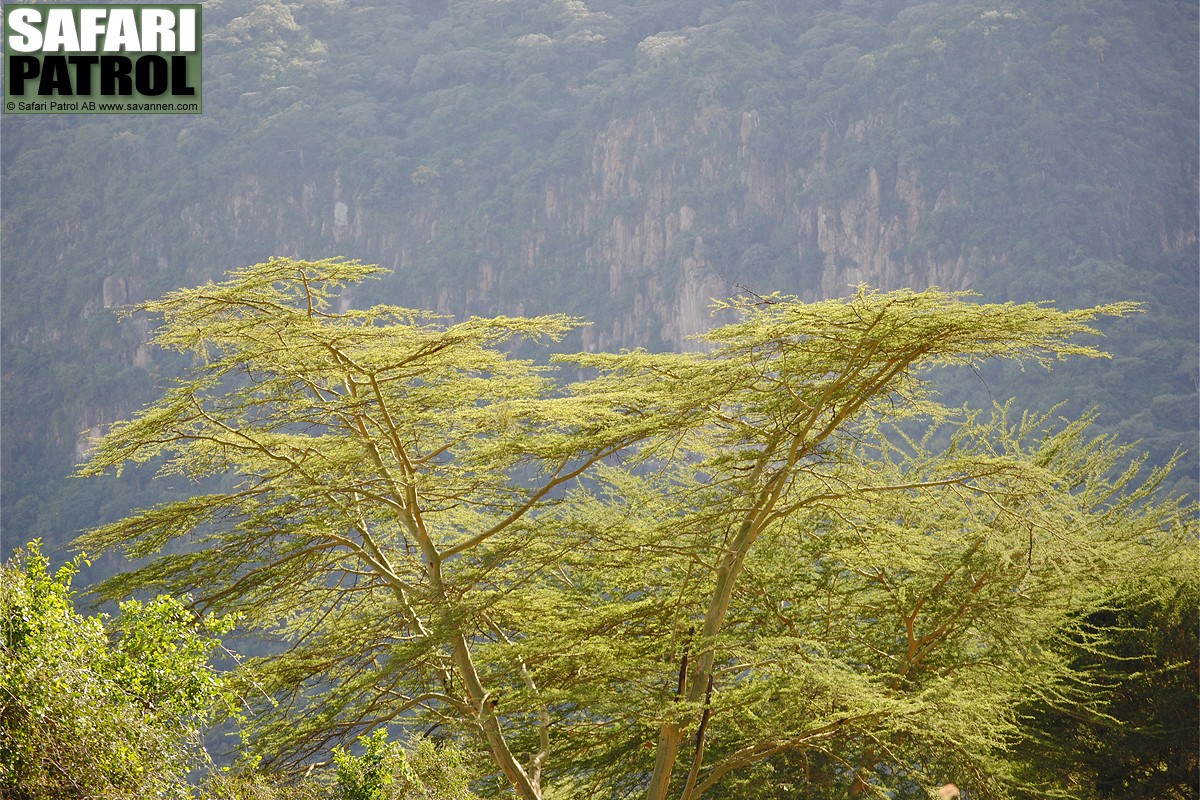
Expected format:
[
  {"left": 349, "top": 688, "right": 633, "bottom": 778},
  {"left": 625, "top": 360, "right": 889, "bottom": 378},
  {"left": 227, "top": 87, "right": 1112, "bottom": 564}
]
[
  {"left": 0, "top": 541, "right": 232, "bottom": 800},
  {"left": 334, "top": 729, "right": 480, "bottom": 800}
]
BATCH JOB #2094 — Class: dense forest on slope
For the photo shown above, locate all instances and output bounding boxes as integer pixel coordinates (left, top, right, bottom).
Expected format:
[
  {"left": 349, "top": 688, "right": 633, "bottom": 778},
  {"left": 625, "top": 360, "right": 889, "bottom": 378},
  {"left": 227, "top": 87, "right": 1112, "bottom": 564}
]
[{"left": 1, "top": 1, "right": 1196, "bottom": 557}]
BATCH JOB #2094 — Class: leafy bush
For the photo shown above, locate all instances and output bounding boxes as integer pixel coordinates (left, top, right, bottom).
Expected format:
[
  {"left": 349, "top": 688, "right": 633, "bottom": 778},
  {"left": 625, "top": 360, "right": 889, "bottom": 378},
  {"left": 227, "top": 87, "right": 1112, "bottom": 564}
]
[
  {"left": 0, "top": 541, "right": 232, "bottom": 800},
  {"left": 198, "top": 732, "right": 481, "bottom": 800},
  {"left": 334, "top": 729, "right": 479, "bottom": 800}
]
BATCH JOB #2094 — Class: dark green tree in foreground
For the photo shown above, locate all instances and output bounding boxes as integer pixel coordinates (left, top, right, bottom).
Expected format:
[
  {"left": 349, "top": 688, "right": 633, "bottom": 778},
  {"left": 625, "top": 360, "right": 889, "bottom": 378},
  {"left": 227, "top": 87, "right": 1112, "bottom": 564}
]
[
  {"left": 1010, "top": 578, "right": 1199, "bottom": 800},
  {"left": 78, "top": 258, "right": 1195, "bottom": 799},
  {"left": 0, "top": 544, "right": 481, "bottom": 800},
  {"left": 0, "top": 541, "right": 232, "bottom": 800}
]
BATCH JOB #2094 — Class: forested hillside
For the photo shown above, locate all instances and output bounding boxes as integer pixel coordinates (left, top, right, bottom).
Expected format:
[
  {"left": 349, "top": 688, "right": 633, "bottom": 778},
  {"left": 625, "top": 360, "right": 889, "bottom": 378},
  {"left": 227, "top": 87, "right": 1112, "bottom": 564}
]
[{"left": 2, "top": 0, "right": 1196, "bottom": 569}]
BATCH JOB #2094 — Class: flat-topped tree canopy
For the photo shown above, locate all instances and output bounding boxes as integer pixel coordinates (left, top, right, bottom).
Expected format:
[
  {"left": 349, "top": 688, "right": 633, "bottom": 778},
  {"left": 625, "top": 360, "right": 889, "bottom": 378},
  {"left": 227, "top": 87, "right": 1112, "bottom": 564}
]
[{"left": 78, "top": 257, "right": 1192, "bottom": 800}]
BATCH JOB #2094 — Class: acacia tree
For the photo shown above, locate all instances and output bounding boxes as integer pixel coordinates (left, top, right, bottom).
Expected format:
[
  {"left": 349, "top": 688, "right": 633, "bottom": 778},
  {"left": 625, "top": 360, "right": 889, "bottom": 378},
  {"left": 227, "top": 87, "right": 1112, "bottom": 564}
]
[
  {"left": 547, "top": 406, "right": 1190, "bottom": 798},
  {"left": 79, "top": 258, "right": 1192, "bottom": 799},
  {"left": 80, "top": 257, "right": 680, "bottom": 798},
  {"left": 535, "top": 291, "right": 1192, "bottom": 798}
]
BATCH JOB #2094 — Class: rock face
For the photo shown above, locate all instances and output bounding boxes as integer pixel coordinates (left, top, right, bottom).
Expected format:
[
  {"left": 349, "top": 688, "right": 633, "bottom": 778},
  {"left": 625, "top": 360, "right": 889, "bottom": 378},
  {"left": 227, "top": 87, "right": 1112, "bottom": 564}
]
[
  {"left": 155, "top": 99, "right": 1195, "bottom": 359},
  {"left": 5, "top": 0, "right": 1196, "bottom": 558},
  {"left": 163, "top": 106, "right": 1007, "bottom": 353},
  {"left": 101, "top": 275, "right": 129, "bottom": 308},
  {"left": 555, "top": 105, "right": 975, "bottom": 351}
]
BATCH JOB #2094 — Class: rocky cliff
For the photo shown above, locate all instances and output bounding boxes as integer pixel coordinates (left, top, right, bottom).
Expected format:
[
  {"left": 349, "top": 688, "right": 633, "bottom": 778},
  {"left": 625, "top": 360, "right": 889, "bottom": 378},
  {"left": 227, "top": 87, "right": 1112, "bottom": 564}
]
[{"left": 158, "top": 101, "right": 1193, "bottom": 359}]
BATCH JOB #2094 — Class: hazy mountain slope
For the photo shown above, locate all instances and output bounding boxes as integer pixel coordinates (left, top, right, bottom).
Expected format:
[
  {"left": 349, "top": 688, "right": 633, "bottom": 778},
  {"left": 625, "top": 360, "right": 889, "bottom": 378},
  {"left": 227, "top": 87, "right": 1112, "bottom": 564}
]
[{"left": 2, "top": 0, "right": 1196, "bottom": 552}]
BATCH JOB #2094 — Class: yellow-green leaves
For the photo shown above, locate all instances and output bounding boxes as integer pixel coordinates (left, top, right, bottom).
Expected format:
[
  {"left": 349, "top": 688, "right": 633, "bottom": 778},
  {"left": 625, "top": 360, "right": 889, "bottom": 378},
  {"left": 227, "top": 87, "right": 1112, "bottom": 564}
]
[{"left": 76, "top": 259, "right": 1189, "bottom": 799}]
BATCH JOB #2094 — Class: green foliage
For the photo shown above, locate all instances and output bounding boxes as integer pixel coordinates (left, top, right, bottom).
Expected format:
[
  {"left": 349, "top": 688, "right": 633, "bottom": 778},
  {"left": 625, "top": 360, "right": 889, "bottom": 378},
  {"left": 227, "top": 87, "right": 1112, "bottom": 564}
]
[
  {"left": 1010, "top": 575, "right": 1199, "bottom": 800},
  {"left": 0, "top": 541, "right": 232, "bottom": 800},
  {"left": 196, "top": 732, "right": 480, "bottom": 800},
  {"left": 335, "top": 731, "right": 395, "bottom": 800},
  {"left": 334, "top": 729, "right": 480, "bottom": 800},
  {"left": 76, "top": 259, "right": 1194, "bottom": 799},
  {"left": 200, "top": 768, "right": 327, "bottom": 800}
]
